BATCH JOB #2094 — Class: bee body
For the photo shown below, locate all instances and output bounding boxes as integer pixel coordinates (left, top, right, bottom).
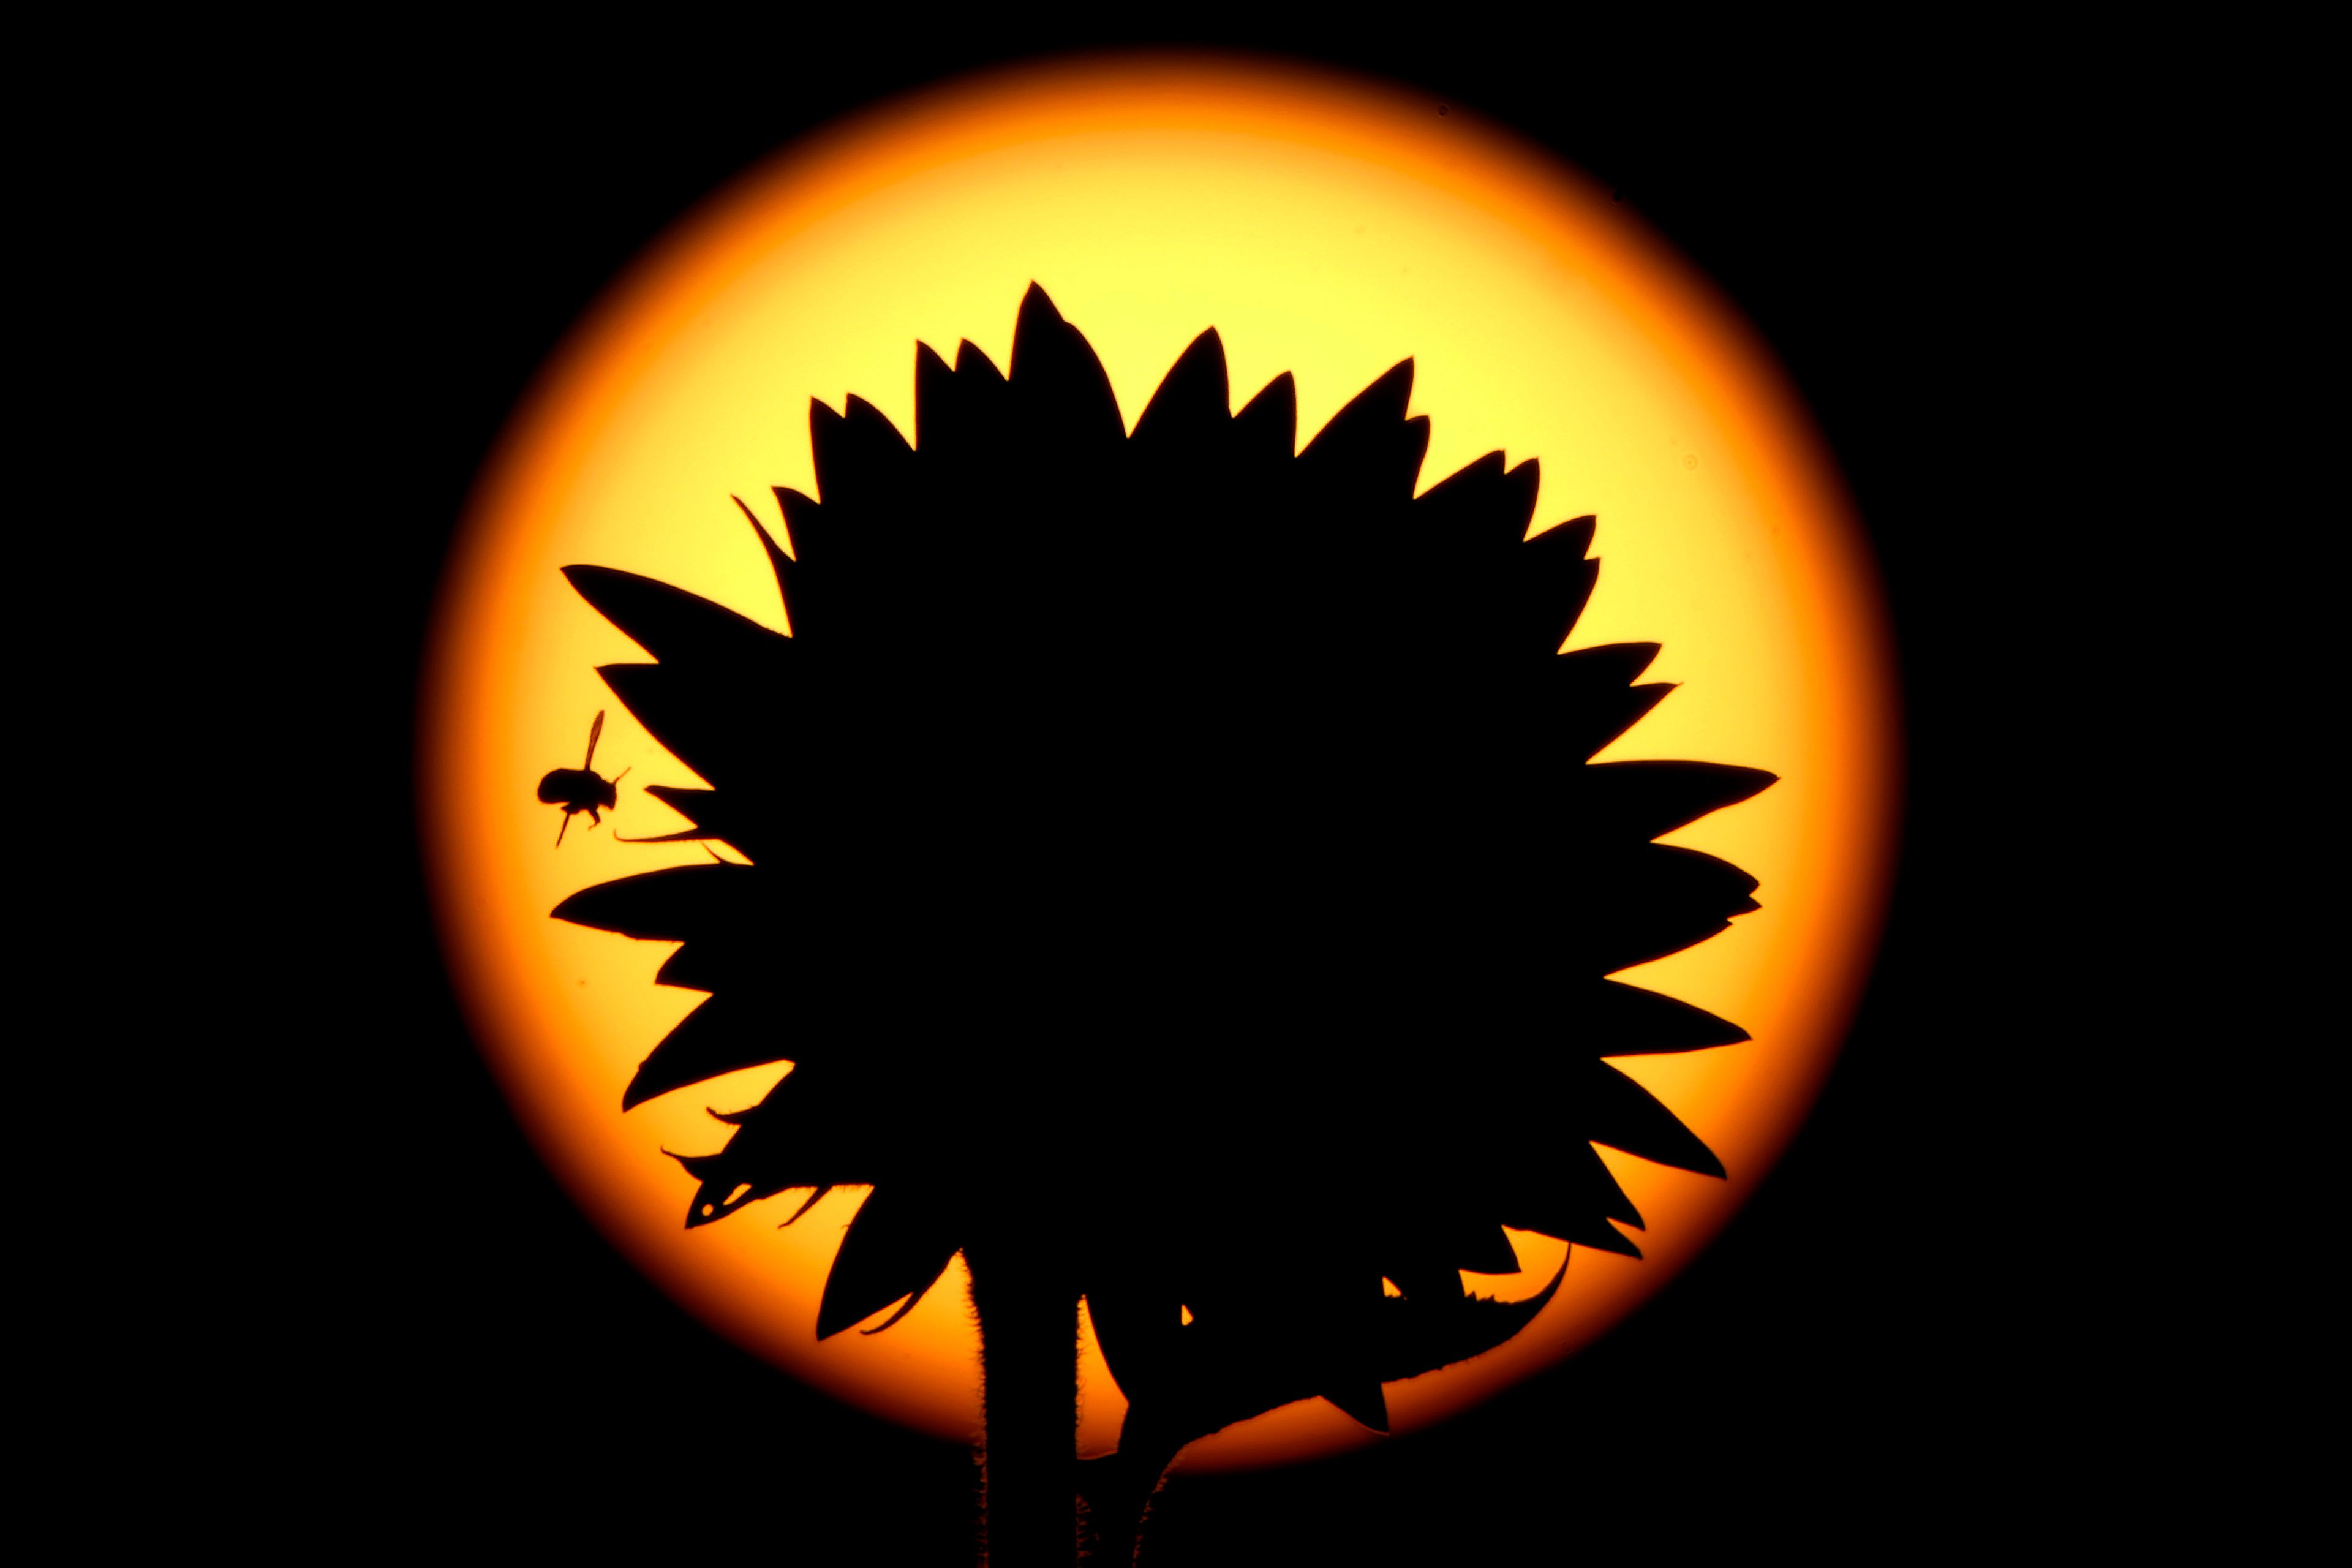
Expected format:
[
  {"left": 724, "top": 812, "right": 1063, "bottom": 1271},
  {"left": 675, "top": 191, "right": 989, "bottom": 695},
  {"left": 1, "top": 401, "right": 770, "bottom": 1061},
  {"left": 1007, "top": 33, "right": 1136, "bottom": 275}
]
[
  {"left": 537, "top": 767, "right": 619, "bottom": 815},
  {"left": 540, "top": 711, "right": 628, "bottom": 845}
]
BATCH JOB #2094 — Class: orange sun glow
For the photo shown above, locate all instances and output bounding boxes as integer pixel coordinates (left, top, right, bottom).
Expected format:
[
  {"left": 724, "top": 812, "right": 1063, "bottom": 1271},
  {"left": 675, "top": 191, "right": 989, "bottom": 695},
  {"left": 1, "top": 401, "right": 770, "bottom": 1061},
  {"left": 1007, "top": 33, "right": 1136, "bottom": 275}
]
[{"left": 420, "top": 52, "right": 1898, "bottom": 1471}]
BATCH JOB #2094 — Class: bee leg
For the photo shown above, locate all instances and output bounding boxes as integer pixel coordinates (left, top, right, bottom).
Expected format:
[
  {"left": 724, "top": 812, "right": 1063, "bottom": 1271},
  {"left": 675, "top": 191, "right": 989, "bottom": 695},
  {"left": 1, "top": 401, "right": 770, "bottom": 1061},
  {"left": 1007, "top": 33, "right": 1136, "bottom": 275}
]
[{"left": 555, "top": 810, "right": 571, "bottom": 848}]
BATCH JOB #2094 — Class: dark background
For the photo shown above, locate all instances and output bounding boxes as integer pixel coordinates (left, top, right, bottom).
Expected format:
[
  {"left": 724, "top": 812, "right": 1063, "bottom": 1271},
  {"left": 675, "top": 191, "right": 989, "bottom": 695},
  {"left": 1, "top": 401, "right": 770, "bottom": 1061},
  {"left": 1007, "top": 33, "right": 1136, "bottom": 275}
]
[{"left": 181, "top": 18, "right": 2189, "bottom": 1561}]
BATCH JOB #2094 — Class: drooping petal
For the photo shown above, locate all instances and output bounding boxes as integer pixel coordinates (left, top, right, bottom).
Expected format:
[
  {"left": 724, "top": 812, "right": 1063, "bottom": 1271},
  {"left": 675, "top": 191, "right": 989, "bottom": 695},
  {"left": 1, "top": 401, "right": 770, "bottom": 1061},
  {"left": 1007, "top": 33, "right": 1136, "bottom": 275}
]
[{"left": 815, "top": 1183, "right": 968, "bottom": 1339}]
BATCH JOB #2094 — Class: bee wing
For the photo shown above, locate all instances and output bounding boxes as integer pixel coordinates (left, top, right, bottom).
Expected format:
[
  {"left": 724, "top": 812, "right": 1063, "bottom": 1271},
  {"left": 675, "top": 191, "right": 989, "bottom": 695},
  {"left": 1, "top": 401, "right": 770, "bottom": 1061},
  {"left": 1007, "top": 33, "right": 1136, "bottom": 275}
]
[{"left": 584, "top": 709, "right": 605, "bottom": 770}]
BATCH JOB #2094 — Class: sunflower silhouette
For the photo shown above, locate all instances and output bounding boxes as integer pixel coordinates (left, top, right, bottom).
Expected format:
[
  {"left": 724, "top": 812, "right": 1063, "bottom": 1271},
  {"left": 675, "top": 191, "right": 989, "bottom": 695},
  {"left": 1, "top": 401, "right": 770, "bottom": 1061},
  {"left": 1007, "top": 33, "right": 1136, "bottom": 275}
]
[{"left": 551, "top": 285, "right": 1773, "bottom": 1562}]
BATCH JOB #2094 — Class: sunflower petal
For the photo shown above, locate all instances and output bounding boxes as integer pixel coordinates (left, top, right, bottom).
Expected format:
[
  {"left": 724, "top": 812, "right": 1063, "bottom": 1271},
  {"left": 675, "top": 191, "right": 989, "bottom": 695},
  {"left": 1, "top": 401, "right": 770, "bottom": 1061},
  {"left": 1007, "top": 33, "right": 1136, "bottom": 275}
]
[
  {"left": 1583, "top": 979, "right": 1752, "bottom": 1054},
  {"left": 673, "top": 1138, "right": 806, "bottom": 1229},
  {"left": 1569, "top": 1139, "right": 1645, "bottom": 1228},
  {"left": 1305, "top": 357, "right": 1413, "bottom": 441},
  {"left": 815, "top": 1184, "right": 966, "bottom": 1340},
  {"left": 641, "top": 786, "right": 713, "bottom": 821},
  {"left": 731, "top": 494, "right": 795, "bottom": 625},
  {"left": 1557, "top": 640, "right": 1661, "bottom": 684},
  {"left": 1566, "top": 844, "right": 1762, "bottom": 972},
  {"left": 1510, "top": 518, "right": 1600, "bottom": 653},
  {"left": 594, "top": 662, "right": 782, "bottom": 792},
  {"left": 551, "top": 862, "right": 758, "bottom": 942},
  {"left": 809, "top": 394, "right": 915, "bottom": 508},
  {"left": 1009, "top": 282, "right": 1125, "bottom": 448},
  {"left": 618, "top": 786, "right": 766, "bottom": 860},
  {"left": 954, "top": 337, "right": 1006, "bottom": 382},
  {"left": 1132, "top": 327, "right": 1229, "bottom": 450},
  {"left": 1580, "top": 684, "right": 1676, "bottom": 758},
  {"left": 562, "top": 565, "right": 786, "bottom": 666},
  {"left": 622, "top": 995, "right": 792, "bottom": 1110},
  {"left": 1414, "top": 445, "right": 1502, "bottom": 500},
  {"left": 652, "top": 936, "right": 745, "bottom": 993},
  {"left": 1584, "top": 1062, "right": 1727, "bottom": 1177},
  {"left": 916, "top": 340, "right": 1013, "bottom": 472},
  {"left": 771, "top": 486, "right": 823, "bottom": 556},
  {"left": 913, "top": 341, "right": 956, "bottom": 452},
  {"left": 1523, "top": 1207, "right": 1642, "bottom": 1257},
  {"left": 1298, "top": 358, "right": 1425, "bottom": 502},
  {"left": 677, "top": 1068, "right": 876, "bottom": 1212},
  {"left": 637, "top": 784, "right": 720, "bottom": 833},
  {"left": 1493, "top": 1139, "right": 1648, "bottom": 1251},
  {"left": 1414, "top": 450, "right": 1539, "bottom": 550},
  {"left": 1234, "top": 372, "right": 1298, "bottom": 458},
  {"left": 1578, "top": 760, "right": 1779, "bottom": 840}
]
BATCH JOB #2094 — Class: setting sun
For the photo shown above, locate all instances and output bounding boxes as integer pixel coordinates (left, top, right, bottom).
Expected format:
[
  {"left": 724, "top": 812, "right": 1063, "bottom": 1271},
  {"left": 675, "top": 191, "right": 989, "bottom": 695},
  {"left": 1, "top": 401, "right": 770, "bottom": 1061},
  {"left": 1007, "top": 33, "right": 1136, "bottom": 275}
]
[{"left": 419, "top": 52, "right": 1898, "bottom": 1475}]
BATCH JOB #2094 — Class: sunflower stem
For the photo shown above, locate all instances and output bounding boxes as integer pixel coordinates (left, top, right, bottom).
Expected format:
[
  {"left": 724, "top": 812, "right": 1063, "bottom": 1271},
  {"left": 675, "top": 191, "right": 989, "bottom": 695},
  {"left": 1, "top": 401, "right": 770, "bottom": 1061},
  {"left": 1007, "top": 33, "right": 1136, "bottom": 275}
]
[
  {"left": 1076, "top": 1412, "right": 1188, "bottom": 1566},
  {"left": 965, "top": 1234, "right": 1080, "bottom": 1566}
]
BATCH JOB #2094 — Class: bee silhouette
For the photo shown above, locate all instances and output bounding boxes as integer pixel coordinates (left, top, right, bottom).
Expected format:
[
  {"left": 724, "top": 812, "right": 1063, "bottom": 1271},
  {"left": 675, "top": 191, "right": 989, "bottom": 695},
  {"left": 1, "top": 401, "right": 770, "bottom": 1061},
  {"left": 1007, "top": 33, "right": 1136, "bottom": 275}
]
[{"left": 538, "top": 710, "right": 629, "bottom": 846}]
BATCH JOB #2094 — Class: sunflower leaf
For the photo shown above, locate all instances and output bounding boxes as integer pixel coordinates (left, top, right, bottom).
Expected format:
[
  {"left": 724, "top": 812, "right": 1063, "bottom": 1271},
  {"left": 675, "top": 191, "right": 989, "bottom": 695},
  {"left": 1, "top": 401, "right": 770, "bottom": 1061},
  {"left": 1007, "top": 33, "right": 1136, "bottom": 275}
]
[
  {"left": 1373, "top": 1257, "right": 1569, "bottom": 1383},
  {"left": 1321, "top": 1379, "right": 1390, "bottom": 1433}
]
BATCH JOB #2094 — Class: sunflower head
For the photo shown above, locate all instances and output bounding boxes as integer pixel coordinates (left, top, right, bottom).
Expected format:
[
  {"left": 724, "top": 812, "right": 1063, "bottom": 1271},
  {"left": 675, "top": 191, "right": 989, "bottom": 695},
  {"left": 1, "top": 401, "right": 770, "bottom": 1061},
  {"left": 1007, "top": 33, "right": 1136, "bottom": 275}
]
[{"left": 553, "top": 284, "right": 1773, "bottom": 1437}]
